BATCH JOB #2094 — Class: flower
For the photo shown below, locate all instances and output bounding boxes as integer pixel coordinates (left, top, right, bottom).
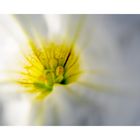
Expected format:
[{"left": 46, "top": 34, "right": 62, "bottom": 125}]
[
  {"left": 0, "top": 15, "right": 130, "bottom": 125},
  {"left": 4, "top": 15, "right": 111, "bottom": 101}
]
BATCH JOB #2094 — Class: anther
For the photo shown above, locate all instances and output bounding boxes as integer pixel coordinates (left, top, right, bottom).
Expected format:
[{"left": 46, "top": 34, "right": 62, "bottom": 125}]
[{"left": 56, "top": 66, "right": 64, "bottom": 76}]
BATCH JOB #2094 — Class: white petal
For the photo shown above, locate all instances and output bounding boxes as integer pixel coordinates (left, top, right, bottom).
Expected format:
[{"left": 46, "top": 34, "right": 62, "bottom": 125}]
[
  {"left": 44, "top": 15, "right": 63, "bottom": 37},
  {"left": 14, "top": 14, "right": 48, "bottom": 39},
  {"left": 0, "top": 15, "right": 30, "bottom": 125}
]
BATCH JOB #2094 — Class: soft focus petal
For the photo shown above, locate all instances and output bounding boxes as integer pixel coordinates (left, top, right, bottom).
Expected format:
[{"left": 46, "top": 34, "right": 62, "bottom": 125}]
[
  {"left": 14, "top": 14, "right": 48, "bottom": 39},
  {"left": 0, "top": 15, "right": 30, "bottom": 125}
]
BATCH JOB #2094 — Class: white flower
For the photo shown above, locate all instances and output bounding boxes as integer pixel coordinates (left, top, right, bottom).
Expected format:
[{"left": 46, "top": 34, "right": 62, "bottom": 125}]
[{"left": 0, "top": 15, "right": 140, "bottom": 125}]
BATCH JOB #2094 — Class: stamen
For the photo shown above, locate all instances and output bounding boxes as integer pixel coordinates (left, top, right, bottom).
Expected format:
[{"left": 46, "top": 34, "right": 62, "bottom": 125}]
[{"left": 56, "top": 66, "right": 64, "bottom": 76}]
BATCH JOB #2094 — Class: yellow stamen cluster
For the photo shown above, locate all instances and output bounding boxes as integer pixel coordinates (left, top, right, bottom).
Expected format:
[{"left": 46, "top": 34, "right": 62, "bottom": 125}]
[{"left": 17, "top": 38, "right": 81, "bottom": 100}]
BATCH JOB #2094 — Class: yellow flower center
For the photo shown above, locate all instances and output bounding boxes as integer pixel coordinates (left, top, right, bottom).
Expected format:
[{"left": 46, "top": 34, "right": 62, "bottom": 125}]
[{"left": 17, "top": 38, "right": 82, "bottom": 100}]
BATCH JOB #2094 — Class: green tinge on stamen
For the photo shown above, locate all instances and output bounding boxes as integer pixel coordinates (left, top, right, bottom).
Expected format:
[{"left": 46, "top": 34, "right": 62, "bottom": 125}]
[{"left": 17, "top": 37, "right": 82, "bottom": 100}]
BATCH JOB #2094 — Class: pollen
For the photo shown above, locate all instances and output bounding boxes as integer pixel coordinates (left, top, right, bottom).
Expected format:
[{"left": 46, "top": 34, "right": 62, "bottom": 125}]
[
  {"left": 56, "top": 66, "right": 64, "bottom": 76},
  {"left": 17, "top": 37, "right": 82, "bottom": 100}
]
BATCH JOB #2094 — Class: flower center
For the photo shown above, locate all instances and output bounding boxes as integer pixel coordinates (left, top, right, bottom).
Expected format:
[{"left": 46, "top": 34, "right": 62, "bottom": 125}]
[
  {"left": 44, "top": 65, "right": 64, "bottom": 85},
  {"left": 55, "top": 66, "right": 64, "bottom": 82},
  {"left": 17, "top": 39, "right": 82, "bottom": 99}
]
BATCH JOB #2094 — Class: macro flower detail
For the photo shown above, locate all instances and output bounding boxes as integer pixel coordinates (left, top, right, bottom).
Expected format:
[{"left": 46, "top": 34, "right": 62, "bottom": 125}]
[
  {"left": 17, "top": 37, "right": 82, "bottom": 100},
  {"left": 0, "top": 15, "right": 112, "bottom": 104},
  {"left": 0, "top": 15, "right": 139, "bottom": 126}
]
